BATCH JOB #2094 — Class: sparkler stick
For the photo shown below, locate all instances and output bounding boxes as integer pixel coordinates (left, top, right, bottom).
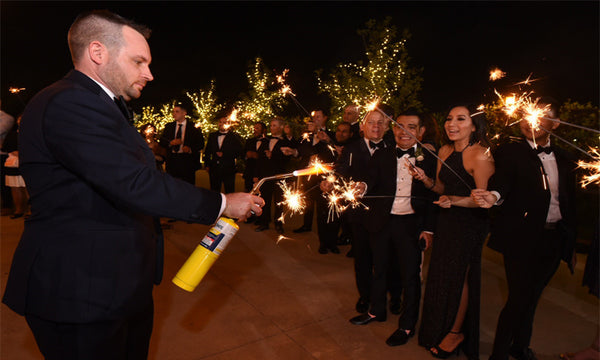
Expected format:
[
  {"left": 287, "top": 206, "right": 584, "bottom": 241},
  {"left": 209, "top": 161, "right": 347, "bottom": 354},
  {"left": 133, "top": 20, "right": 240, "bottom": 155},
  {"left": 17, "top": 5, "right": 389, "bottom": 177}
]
[
  {"left": 276, "top": 69, "right": 311, "bottom": 116},
  {"left": 537, "top": 126, "right": 599, "bottom": 160},
  {"left": 250, "top": 161, "right": 334, "bottom": 195}
]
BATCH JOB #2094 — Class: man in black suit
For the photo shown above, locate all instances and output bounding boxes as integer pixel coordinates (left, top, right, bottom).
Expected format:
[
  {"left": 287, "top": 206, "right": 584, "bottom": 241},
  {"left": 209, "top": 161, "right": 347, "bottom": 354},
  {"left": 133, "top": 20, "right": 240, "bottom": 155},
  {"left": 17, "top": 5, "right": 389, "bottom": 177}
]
[
  {"left": 243, "top": 122, "right": 267, "bottom": 193},
  {"left": 349, "top": 112, "right": 437, "bottom": 348},
  {"left": 342, "top": 104, "right": 361, "bottom": 142},
  {"left": 287, "top": 108, "right": 336, "bottom": 234},
  {"left": 160, "top": 102, "right": 204, "bottom": 185},
  {"left": 254, "top": 117, "right": 292, "bottom": 233},
  {"left": 324, "top": 105, "right": 392, "bottom": 308},
  {"left": 472, "top": 100, "right": 577, "bottom": 360},
  {"left": 1, "top": 11, "right": 263, "bottom": 359},
  {"left": 204, "top": 113, "right": 244, "bottom": 193}
]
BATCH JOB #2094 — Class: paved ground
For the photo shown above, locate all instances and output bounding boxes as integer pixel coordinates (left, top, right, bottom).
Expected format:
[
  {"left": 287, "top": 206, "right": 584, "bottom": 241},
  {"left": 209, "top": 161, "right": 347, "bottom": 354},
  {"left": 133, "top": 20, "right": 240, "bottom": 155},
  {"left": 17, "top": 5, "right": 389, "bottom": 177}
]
[{"left": 1, "top": 173, "right": 598, "bottom": 359}]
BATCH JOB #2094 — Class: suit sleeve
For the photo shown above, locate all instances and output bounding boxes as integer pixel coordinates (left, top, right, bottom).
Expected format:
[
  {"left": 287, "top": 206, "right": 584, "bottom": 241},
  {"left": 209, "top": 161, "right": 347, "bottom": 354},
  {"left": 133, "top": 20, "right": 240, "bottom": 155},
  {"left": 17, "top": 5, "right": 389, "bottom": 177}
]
[
  {"left": 488, "top": 144, "right": 516, "bottom": 200},
  {"left": 43, "top": 91, "right": 221, "bottom": 224}
]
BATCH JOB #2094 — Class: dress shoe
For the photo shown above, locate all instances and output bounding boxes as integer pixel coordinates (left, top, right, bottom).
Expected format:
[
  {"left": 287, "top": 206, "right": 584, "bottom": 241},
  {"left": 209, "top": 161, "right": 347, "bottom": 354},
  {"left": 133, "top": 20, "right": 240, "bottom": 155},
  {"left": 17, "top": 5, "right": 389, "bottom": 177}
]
[
  {"left": 349, "top": 313, "right": 385, "bottom": 325},
  {"left": 509, "top": 347, "right": 537, "bottom": 360},
  {"left": 329, "top": 246, "right": 340, "bottom": 254},
  {"left": 10, "top": 213, "right": 23, "bottom": 219},
  {"left": 389, "top": 300, "right": 401, "bottom": 315},
  {"left": 355, "top": 298, "right": 369, "bottom": 313},
  {"left": 255, "top": 224, "right": 269, "bottom": 232},
  {"left": 386, "top": 328, "right": 414, "bottom": 346},
  {"left": 318, "top": 247, "right": 328, "bottom": 254},
  {"left": 293, "top": 226, "right": 311, "bottom": 233},
  {"left": 275, "top": 223, "right": 284, "bottom": 234}
]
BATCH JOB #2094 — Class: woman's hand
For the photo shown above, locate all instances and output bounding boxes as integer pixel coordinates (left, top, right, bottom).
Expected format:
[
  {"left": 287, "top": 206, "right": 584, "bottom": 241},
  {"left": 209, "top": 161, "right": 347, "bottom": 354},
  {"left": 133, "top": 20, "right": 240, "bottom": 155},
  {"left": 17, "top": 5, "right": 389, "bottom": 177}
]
[{"left": 434, "top": 195, "right": 452, "bottom": 208}]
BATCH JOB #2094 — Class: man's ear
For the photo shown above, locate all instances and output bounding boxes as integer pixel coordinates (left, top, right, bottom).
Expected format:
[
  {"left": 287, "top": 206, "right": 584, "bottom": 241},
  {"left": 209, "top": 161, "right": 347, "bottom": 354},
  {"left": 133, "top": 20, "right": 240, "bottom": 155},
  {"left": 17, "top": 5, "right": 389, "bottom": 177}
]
[
  {"left": 88, "top": 41, "right": 107, "bottom": 65},
  {"left": 418, "top": 126, "right": 426, "bottom": 138}
]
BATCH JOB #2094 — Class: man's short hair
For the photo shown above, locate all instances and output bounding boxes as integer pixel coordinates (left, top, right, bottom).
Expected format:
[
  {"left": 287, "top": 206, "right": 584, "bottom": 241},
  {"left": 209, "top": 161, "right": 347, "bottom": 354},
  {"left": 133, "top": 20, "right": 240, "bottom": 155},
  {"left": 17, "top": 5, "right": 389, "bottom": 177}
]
[
  {"left": 68, "top": 10, "right": 151, "bottom": 65},
  {"left": 397, "top": 107, "right": 424, "bottom": 127},
  {"left": 312, "top": 107, "right": 330, "bottom": 118},
  {"left": 271, "top": 116, "right": 284, "bottom": 126},
  {"left": 337, "top": 121, "right": 352, "bottom": 130}
]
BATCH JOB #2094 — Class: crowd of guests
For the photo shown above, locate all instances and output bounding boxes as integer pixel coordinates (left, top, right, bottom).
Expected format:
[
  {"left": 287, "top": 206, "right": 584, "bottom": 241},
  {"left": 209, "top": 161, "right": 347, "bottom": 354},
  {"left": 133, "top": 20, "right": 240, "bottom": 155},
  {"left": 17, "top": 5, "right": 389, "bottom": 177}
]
[{"left": 140, "top": 98, "right": 597, "bottom": 360}]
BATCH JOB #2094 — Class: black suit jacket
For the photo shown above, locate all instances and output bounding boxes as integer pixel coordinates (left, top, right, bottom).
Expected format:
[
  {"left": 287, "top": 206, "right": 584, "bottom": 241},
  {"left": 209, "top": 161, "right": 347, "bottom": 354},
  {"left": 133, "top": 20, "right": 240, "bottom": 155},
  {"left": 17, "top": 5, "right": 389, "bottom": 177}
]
[
  {"left": 486, "top": 140, "right": 577, "bottom": 262},
  {"left": 160, "top": 120, "right": 205, "bottom": 167},
  {"left": 296, "top": 130, "right": 337, "bottom": 168},
  {"left": 2, "top": 70, "right": 222, "bottom": 323},
  {"left": 364, "top": 146, "right": 438, "bottom": 233},
  {"left": 256, "top": 136, "right": 293, "bottom": 178},
  {"left": 243, "top": 135, "right": 267, "bottom": 180},
  {"left": 204, "top": 131, "right": 243, "bottom": 174},
  {"left": 335, "top": 138, "right": 380, "bottom": 224}
]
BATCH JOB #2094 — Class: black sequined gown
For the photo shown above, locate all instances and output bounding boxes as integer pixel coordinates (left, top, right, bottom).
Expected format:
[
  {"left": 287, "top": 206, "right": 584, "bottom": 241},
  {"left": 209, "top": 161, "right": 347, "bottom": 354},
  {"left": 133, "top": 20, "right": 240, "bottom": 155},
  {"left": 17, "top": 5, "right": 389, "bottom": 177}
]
[{"left": 418, "top": 150, "right": 489, "bottom": 360}]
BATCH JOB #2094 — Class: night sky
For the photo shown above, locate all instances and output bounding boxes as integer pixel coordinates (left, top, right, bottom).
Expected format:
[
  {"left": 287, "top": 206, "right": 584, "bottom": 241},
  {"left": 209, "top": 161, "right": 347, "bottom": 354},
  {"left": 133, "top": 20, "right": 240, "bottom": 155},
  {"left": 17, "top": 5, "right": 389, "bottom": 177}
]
[{"left": 1, "top": 1, "right": 598, "bottom": 117}]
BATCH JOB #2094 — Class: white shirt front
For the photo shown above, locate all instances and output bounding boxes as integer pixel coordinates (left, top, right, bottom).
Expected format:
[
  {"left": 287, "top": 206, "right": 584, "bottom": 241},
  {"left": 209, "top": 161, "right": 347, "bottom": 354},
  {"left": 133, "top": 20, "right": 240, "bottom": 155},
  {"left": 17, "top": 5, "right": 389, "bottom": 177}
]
[
  {"left": 391, "top": 146, "right": 417, "bottom": 215},
  {"left": 527, "top": 139, "right": 562, "bottom": 223},
  {"left": 174, "top": 121, "right": 187, "bottom": 153}
]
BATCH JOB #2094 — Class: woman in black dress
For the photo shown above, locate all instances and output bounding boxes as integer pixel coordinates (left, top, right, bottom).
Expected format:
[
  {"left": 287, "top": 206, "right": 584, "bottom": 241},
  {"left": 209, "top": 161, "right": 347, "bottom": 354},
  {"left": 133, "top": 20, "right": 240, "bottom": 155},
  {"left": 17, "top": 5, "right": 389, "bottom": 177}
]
[{"left": 412, "top": 104, "right": 494, "bottom": 359}]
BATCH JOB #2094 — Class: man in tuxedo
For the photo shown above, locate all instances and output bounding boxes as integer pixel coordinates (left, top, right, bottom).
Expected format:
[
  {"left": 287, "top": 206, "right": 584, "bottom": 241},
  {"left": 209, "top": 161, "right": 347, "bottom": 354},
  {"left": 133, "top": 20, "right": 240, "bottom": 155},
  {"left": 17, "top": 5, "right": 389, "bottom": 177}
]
[
  {"left": 160, "top": 102, "right": 204, "bottom": 185},
  {"left": 287, "top": 108, "right": 336, "bottom": 234},
  {"left": 472, "top": 99, "right": 577, "bottom": 360},
  {"left": 243, "top": 122, "right": 267, "bottom": 193},
  {"left": 325, "top": 105, "right": 393, "bottom": 308},
  {"left": 254, "top": 117, "right": 292, "bottom": 233},
  {"left": 349, "top": 112, "right": 437, "bottom": 348},
  {"left": 342, "top": 104, "right": 361, "bottom": 142},
  {"left": 204, "top": 113, "right": 244, "bottom": 193},
  {"left": 1, "top": 11, "right": 263, "bottom": 359}
]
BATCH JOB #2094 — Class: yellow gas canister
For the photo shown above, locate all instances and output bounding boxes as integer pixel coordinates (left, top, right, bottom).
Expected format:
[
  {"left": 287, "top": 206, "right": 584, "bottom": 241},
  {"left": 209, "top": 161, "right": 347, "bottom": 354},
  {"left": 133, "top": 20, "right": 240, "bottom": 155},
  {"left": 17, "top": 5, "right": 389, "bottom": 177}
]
[{"left": 172, "top": 217, "right": 239, "bottom": 292}]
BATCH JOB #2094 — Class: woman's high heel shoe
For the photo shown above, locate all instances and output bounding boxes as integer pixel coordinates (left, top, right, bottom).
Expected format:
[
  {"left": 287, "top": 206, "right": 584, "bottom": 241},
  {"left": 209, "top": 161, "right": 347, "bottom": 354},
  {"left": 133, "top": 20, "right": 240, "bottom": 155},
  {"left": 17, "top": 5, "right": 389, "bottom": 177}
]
[{"left": 429, "top": 331, "right": 464, "bottom": 359}]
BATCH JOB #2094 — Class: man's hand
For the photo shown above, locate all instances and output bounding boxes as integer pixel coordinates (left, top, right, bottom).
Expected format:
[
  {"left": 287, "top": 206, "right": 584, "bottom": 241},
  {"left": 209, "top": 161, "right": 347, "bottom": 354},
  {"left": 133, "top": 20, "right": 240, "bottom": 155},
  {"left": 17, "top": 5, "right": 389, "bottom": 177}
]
[
  {"left": 216, "top": 151, "right": 223, "bottom": 157},
  {"left": 316, "top": 130, "right": 331, "bottom": 143},
  {"left": 170, "top": 138, "right": 183, "bottom": 146},
  {"left": 181, "top": 145, "right": 192, "bottom": 154},
  {"left": 471, "top": 189, "right": 497, "bottom": 208},
  {"left": 223, "top": 193, "right": 265, "bottom": 221},
  {"left": 280, "top": 147, "right": 296, "bottom": 156},
  {"left": 320, "top": 180, "right": 334, "bottom": 192}
]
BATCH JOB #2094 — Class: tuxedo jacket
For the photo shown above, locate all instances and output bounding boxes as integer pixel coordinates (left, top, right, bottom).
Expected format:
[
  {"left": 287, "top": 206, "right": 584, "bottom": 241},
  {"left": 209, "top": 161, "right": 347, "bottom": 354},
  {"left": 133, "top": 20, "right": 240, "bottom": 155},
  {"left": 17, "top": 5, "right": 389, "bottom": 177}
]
[
  {"left": 364, "top": 145, "right": 438, "bottom": 233},
  {"left": 204, "top": 131, "right": 243, "bottom": 174},
  {"left": 296, "top": 130, "right": 337, "bottom": 168},
  {"left": 335, "top": 138, "right": 380, "bottom": 224},
  {"left": 2, "top": 70, "right": 222, "bottom": 323},
  {"left": 243, "top": 135, "right": 267, "bottom": 180},
  {"left": 487, "top": 140, "right": 577, "bottom": 262},
  {"left": 255, "top": 136, "right": 293, "bottom": 178},
  {"left": 160, "top": 120, "right": 205, "bottom": 165}
]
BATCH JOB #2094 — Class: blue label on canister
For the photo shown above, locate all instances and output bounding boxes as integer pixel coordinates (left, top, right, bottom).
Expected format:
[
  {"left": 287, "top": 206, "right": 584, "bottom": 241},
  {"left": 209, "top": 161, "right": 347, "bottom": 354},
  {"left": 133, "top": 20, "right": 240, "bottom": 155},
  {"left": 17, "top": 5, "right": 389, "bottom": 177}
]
[{"left": 200, "top": 230, "right": 225, "bottom": 252}]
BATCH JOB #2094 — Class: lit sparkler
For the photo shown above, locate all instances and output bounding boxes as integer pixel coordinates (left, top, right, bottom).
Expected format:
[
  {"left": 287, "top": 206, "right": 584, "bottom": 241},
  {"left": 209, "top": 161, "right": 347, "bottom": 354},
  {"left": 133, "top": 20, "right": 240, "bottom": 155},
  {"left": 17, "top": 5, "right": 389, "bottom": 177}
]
[
  {"left": 292, "top": 159, "right": 333, "bottom": 177},
  {"left": 9, "top": 87, "right": 26, "bottom": 94},
  {"left": 276, "top": 180, "right": 306, "bottom": 223},
  {"left": 324, "top": 177, "right": 368, "bottom": 222},
  {"left": 489, "top": 68, "right": 506, "bottom": 81},
  {"left": 223, "top": 108, "right": 239, "bottom": 131},
  {"left": 577, "top": 148, "right": 600, "bottom": 188}
]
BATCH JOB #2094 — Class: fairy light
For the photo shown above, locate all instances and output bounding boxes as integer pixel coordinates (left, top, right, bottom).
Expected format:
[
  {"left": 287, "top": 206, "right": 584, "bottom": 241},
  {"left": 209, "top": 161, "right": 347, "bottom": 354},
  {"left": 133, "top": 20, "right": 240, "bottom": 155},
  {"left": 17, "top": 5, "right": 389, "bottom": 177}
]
[{"left": 9, "top": 87, "right": 25, "bottom": 93}]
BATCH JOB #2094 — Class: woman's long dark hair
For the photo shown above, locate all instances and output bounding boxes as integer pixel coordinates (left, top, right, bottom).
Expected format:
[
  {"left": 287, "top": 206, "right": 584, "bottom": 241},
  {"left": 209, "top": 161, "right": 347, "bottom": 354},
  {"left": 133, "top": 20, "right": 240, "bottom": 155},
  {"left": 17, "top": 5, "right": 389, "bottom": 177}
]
[{"left": 444, "top": 103, "right": 491, "bottom": 148}]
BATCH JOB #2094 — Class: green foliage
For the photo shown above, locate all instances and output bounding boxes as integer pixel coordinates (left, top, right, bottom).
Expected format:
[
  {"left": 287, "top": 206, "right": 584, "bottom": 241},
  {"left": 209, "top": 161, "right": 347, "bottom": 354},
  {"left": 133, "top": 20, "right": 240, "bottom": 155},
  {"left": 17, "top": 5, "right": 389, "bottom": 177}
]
[
  {"left": 316, "top": 17, "right": 423, "bottom": 125},
  {"left": 557, "top": 100, "right": 599, "bottom": 153}
]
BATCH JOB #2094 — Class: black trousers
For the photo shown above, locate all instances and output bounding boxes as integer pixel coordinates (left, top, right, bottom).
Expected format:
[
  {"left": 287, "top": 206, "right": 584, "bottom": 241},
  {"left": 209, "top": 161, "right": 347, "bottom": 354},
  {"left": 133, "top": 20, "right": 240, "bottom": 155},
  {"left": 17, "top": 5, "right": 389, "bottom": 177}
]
[
  {"left": 299, "top": 176, "right": 320, "bottom": 229},
  {"left": 371, "top": 214, "right": 421, "bottom": 328},
  {"left": 489, "top": 228, "right": 563, "bottom": 360},
  {"left": 257, "top": 179, "right": 284, "bottom": 226},
  {"left": 25, "top": 302, "right": 154, "bottom": 360},
  {"left": 316, "top": 193, "right": 340, "bottom": 249},
  {"left": 165, "top": 153, "right": 197, "bottom": 185},
  {"left": 209, "top": 170, "right": 236, "bottom": 194},
  {"left": 352, "top": 221, "right": 373, "bottom": 303}
]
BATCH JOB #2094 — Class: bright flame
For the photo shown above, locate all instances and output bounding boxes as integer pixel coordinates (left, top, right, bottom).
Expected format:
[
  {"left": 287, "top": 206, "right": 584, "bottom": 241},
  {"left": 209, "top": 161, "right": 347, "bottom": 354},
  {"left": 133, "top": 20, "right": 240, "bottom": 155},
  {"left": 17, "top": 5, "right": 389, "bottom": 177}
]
[
  {"left": 363, "top": 98, "right": 380, "bottom": 112},
  {"left": 292, "top": 159, "right": 333, "bottom": 177},
  {"left": 224, "top": 108, "right": 239, "bottom": 130},
  {"left": 489, "top": 68, "right": 506, "bottom": 81}
]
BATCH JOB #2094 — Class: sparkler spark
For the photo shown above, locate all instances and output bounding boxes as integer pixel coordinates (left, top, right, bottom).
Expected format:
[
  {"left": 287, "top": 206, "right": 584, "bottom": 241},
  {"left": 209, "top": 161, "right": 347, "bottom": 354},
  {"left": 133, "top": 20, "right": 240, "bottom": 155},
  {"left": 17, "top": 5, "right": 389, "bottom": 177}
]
[
  {"left": 277, "top": 180, "right": 306, "bottom": 216},
  {"left": 9, "top": 87, "right": 26, "bottom": 94},
  {"left": 363, "top": 98, "right": 380, "bottom": 112},
  {"left": 324, "top": 177, "right": 368, "bottom": 222},
  {"left": 224, "top": 108, "right": 239, "bottom": 130},
  {"left": 489, "top": 68, "right": 506, "bottom": 81},
  {"left": 577, "top": 148, "right": 600, "bottom": 188}
]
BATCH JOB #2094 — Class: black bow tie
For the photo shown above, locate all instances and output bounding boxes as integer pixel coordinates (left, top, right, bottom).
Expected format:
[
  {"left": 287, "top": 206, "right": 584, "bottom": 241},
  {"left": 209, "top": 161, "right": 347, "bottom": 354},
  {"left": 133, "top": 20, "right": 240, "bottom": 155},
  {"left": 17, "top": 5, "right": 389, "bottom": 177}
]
[
  {"left": 396, "top": 147, "right": 415, "bottom": 158},
  {"left": 218, "top": 132, "right": 227, "bottom": 137},
  {"left": 113, "top": 96, "right": 132, "bottom": 123},
  {"left": 536, "top": 146, "right": 552, "bottom": 155},
  {"left": 369, "top": 140, "right": 385, "bottom": 150}
]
